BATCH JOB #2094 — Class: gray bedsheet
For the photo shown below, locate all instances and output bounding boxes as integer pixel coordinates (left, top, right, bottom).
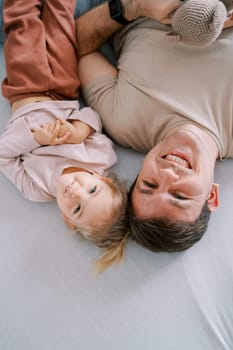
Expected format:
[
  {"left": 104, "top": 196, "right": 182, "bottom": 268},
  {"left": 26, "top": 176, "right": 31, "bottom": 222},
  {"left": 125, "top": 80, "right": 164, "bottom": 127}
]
[{"left": 0, "top": 42, "right": 233, "bottom": 349}]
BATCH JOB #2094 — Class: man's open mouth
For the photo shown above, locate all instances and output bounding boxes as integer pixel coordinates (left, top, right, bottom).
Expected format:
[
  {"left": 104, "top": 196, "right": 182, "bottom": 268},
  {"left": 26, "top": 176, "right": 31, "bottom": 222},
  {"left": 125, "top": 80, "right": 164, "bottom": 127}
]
[{"left": 163, "top": 154, "right": 191, "bottom": 169}]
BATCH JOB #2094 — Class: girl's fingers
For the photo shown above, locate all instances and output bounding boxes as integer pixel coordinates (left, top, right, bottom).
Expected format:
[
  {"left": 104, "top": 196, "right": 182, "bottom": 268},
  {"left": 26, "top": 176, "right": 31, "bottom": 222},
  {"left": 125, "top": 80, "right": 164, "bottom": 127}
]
[
  {"left": 55, "top": 132, "right": 71, "bottom": 144},
  {"left": 52, "top": 120, "right": 61, "bottom": 136}
]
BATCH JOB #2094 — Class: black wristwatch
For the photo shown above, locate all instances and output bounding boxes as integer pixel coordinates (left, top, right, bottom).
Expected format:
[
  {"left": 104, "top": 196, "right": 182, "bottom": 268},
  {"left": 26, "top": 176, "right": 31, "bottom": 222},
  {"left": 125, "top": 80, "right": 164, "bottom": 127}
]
[{"left": 108, "top": 0, "right": 132, "bottom": 25}]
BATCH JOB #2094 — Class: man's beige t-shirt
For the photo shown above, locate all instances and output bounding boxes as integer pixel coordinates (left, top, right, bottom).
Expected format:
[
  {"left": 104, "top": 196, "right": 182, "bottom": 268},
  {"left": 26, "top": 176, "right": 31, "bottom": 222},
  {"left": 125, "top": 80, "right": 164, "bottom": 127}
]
[{"left": 84, "top": 19, "right": 233, "bottom": 158}]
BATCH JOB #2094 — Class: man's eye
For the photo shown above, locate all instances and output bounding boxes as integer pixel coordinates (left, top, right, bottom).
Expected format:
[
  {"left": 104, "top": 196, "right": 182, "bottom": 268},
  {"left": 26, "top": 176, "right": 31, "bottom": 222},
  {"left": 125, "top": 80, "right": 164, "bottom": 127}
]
[
  {"left": 74, "top": 204, "right": 81, "bottom": 214},
  {"left": 89, "top": 185, "right": 97, "bottom": 194},
  {"left": 173, "top": 193, "right": 188, "bottom": 200},
  {"left": 143, "top": 180, "right": 157, "bottom": 189}
]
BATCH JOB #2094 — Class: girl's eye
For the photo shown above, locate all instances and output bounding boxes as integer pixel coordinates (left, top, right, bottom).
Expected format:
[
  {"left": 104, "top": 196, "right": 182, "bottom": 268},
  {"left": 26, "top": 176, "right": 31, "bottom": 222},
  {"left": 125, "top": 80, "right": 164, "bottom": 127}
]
[
  {"left": 73, "top": 204, "right": 81, "bottom": 214},
  {"left": 89, "top": 185, "right": 97, "bottom": 194}
]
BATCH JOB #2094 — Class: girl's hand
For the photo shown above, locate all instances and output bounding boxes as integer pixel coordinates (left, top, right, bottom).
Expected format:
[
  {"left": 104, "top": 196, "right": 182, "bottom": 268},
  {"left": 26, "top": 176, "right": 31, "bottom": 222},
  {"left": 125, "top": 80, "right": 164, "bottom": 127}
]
[
  {"left": 58, "top": 119, "right": 78, "bottom": 140},
  {"left": 58, "top": 119, "right": 93, "bottom": 144},
  {"left": 31, "top": 120, "right": 70, "bottom": 145}
]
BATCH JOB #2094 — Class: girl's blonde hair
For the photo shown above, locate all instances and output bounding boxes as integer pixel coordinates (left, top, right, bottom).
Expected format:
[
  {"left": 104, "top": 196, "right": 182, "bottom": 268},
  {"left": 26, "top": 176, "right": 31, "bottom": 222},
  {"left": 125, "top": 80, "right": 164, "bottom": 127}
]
[{"left": 64, "top": 174, "right": 131, "bottom": 273}]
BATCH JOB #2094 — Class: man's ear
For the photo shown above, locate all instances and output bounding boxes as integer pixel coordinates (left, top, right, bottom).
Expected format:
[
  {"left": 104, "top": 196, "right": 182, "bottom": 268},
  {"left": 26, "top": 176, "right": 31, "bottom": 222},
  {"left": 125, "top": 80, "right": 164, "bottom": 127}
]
[
  {"left": 62, "top": 213, "right": 76, "bottom": 230},
  {"left": 207, "top": 183, "right": 219, "bottom": 212}
]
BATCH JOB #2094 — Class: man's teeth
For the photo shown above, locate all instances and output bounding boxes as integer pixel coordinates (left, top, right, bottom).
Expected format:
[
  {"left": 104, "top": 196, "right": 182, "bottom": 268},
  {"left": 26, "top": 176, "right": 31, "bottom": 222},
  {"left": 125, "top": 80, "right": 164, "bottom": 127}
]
[{"left": 165, "top": 154, "right": 190, "bottom": 168}]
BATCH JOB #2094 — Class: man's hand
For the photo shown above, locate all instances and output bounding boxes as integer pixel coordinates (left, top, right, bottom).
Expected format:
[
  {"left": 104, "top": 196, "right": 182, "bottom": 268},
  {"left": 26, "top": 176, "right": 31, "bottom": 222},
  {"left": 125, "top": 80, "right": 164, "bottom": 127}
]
[
  {"left": 31, "top": 120, "right": 70, "bottom": 146},
  {"left": 122, "top": 0, "right": 180, "bottom": 22}
]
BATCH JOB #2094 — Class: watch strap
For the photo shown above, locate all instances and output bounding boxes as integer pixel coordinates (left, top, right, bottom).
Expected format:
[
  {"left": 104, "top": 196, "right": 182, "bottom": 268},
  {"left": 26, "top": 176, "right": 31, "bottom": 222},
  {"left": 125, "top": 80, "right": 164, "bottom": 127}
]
[{"left": 108, "top": 0, "right": 132, "bottom": 25}]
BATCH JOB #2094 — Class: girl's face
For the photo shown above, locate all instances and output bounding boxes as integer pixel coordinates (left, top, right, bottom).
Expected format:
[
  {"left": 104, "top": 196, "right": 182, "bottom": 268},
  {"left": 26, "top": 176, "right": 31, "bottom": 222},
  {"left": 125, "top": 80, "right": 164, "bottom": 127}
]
[{"left": 56, "top": 170, "right": 114, "bottom": 231}]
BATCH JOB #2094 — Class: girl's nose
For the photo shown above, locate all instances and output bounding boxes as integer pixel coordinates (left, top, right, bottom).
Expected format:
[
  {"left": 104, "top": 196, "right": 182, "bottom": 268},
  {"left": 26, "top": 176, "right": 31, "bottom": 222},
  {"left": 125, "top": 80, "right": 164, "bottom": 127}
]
[{"left": 69, "top": 182, "right": 81, "bottom": 197}]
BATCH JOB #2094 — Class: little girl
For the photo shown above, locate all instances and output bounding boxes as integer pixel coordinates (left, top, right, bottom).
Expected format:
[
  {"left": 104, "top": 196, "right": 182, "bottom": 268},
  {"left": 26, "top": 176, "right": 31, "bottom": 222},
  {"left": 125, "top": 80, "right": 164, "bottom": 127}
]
[{"left": 0, "top": 0, "right": 129, "bottom": 272}]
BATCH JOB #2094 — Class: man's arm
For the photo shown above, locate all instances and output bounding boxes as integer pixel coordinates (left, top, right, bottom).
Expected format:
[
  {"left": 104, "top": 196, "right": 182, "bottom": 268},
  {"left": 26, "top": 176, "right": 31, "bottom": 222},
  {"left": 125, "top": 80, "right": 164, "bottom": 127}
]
[
  {"left": 76, "top": 2, "right": 122, "bottom": 57},
  {"left": 76, "top": 0, "right": 180, "bottom": 56},
  {"left": 79, "top": 51, "right": 118, "bottom": 89}
]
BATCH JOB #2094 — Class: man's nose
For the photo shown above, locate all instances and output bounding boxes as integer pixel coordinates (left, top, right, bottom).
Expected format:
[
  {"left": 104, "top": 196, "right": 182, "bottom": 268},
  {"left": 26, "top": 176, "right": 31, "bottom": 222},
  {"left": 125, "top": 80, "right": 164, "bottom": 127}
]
[{"left": 160, "top": 167, "right": 179, "bottom": 181}]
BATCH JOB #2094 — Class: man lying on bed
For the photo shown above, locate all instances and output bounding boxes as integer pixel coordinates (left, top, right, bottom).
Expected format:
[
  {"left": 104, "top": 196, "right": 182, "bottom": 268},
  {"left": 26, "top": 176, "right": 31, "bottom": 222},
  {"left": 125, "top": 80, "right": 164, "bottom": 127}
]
[{"left": 75, "top": 0, "right": 233, "bottom": 253}]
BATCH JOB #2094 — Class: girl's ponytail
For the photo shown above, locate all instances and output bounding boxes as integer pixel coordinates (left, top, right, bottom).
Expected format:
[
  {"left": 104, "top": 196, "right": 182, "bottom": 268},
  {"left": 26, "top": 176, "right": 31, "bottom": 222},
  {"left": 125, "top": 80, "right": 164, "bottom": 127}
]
[{"left": 94, "top": 232, "right": 130, "bottom": 274}]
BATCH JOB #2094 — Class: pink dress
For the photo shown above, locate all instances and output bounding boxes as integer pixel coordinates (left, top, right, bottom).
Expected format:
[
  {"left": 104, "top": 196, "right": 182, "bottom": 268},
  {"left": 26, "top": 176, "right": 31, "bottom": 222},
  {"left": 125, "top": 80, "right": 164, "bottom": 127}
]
[{"left": 0, "top": 100, "right": 117, "bottom": 201}]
